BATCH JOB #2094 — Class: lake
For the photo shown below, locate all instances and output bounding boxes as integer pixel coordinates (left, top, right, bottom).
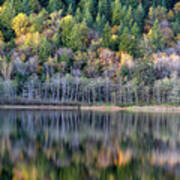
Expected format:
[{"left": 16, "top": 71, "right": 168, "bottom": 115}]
[{"left": 0, "top": 110, "right": 180, "bottom": 179}]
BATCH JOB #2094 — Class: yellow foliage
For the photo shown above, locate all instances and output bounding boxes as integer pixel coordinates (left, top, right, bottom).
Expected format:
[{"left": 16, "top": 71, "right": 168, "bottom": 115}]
[
  {"left": 177, "top": 33, "right": 180, "bottom": 41},
  {"left": 13, "top": 164, "right": 38, "bottom": 180},
  {"left": 12, "top": 13, "right": 29, "bottom": 37},
  {"left": 121, "top": 52, "right": 133, "bottom": 67},
  {"left": 21, "top": 54, "right": 26, "bottom": 62},
  {"left": 46, "top": 73, "right": 50, "bottom": 84},
  {"left": 0, "top": 55, "right": 13, "bottom": 80},
  {"left": 111, "top": 34, "right": 118, "bottom": 41},
  {"left": 168, "top": 10, "right": 174, "bottom": 19},
  {"left": 147, "top": 29, "right": 152, "bottom": 36},
  {"left": 59, "top": 14, "right": 74, "bottom": 26},
  {"left": 0, "top": 31, "right": 4, "bottom": 41},
  {"left": 174, "top": 2, "right": 180, "bottom": 13},
  {"left": 148, "top": 7, "right": 154, "bottom": 19},
  {"left": 0, "top": 31, "right": 4, "bottom": 48},
  {"left": 24, "top": 32, "right": 41, "bottom": 49}
]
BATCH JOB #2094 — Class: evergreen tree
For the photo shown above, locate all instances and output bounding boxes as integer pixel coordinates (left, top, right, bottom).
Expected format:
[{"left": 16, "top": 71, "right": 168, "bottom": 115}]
[
  {"left": 13, "top": 0, "right": 24, "bottom": 13},
  {"left": 48, "top": 0, "right": 63, "bottom": 13},
  {"left": 0, "top": 1, "right": 15, "bottom": 41},
  {"left": 39, "top": 37, "right": 52, "bottom": 62},
  {"left": 102, "top": 22, "right": 112, "bottom": 48},
  {"left": 39, "top": 0, "right": 49, "bottom": 8},
  {"left": 69, "top": 21, "right": 89, "bottom": 50},
  {"left": 75, "top": 8, "right": 82, "bottom": 22},
  {"left": 119, "top": 27, "right": 136, "bottom": 55},
  {"left": 95, "top": 13, "right": 106, "bottom": 32},
  {"left": 89, "top": 0, "right": 98, "bottom": 19},
  {"left": 28, "top": 0, "right": 40, "bottom": 13},
  {"left": 83, "top": 1, "right": 94, "bottom": 27},
  {"left": 135, "top": 3, "right": 144, "bottom": 28},
  {"left": 84, "top": 9, "right": 93, "bottom": 27},
  {"left": 98, "top": 0, "right": 111, "bottom": 22},
  {"left": 149, "top": 19, "right": 165, "bottom": 51},
  {"left": 22, "top": 0, "right": 31, "bottom": 15},
  {"left": 124, "top": 6, "right": 133, "bottom": 27},
  {"left": 59, "top": 15, "right": 75, "bottom": 47},
  {"left": 112, "top": 0, "right": 121, "bottom": 25},
  {"left": 131, "top": 22, "right": 140, "bottom": 37},
  {"left": 67, "top": 3, "right": 73, "bottom": 14}
]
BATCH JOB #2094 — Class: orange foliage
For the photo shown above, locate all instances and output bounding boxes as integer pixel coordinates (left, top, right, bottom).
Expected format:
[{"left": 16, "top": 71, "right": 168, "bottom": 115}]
[
  {"left": 111, "top": 25, "right": 118, "bottom": 34},
  {"left": 144, "top": 24, "right": 151, "bottom": 33},
  {"left": 97, "top": 144, "right": 132, "bottom": 168},
  {"left": 99, "top": 48, "right": 121, "bottom": 69},
  {"left": 120, "top": 52, "right": 134, "bottom": 68}
]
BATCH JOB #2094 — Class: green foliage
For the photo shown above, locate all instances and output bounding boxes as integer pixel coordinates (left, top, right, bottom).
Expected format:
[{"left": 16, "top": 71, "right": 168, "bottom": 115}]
[
  {"left": 12, "top": 13, "right": 29, "bottom": 37},
  {"left": 95, "top": 13, "right": 106, "bottom": 32},
  {"left": 135, "top": 3, "right": 145, "bottom": 28},
  {"left": 69, "top": 21, "right": 89, "bottom": 50},
  {"left": 29, "top": 9, "right": 48, "bottom": 33},
  {"left": 134, "top": 58, "right": 156, "bottom": 86},
  {"left": 59, "top": 15, "right": 75, "bottom": 47},
  {"left": 112, "top": 0, "right": 121, "bottom": 25},
  {"left": 48, "top": 0, "right": 63, "bottom": 13},
  {"left": 131, "top": 22, "right": 140, "bottom": 37},
  {"left": 148, "top": 19, "right": 166, "bottom": 51},
  {"left": 28, "top": 0, "right": 40, "bottom": 13},
  {"left": 98, "top": 0, "right": 111, "bottom": 21},
  {"left": 39, "top": 37, "right": 52, "bottom": 62},
  {"left": 0, "top": 1, "right": 15, "bottom": 41},
  {"left": 102, "top": 22, "right": 112, "bottom": 48},
  {"left": 0, "top": 0, "right": 179, "bottom": 105},
  {"left": 119, "top": 27, "right": 136, "bottom": 55}
]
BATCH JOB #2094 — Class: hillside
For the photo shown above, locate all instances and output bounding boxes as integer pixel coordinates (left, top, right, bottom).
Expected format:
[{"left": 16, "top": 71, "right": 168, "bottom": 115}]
[{"left": 0, "top": 0, "right": 179, "bottom": 105}]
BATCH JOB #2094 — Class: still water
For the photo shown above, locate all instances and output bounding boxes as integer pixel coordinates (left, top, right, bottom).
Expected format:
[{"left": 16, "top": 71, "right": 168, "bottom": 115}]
[{"left": 0, "top": 110, "right": 180, "bottom": 179}]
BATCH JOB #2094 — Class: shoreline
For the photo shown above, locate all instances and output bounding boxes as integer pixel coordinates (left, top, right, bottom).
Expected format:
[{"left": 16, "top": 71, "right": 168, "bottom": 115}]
[{"left": 0, "top": 105, "right": 180, "bottom": 113}]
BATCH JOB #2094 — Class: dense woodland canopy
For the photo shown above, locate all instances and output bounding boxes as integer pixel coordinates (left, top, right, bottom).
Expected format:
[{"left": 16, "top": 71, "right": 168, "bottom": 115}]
[{"left": 0, "top": 0, "right": 179, "bottom": 105}]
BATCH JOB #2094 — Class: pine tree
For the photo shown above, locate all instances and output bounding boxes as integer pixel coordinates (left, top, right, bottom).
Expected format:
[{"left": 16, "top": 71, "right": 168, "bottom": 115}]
[
  {"left": 28, "top": 0, "right": 40, "bottom": 13},
  {"left": 84, "top": 10, "right": 93, "bottom": 27},
  {"left": 39, "top": 37, "right": 52, "bottom": 62},
  {"left": 89, "top": 0, "right": 98, "bottom": 19},
  {"left": 135, "top": 3, "right": 144, "bottom": 28},
  {"left": 112, "top": 0, "right": 122, "bottom": 25},
  {"left": 162, "top": 0, "right": 166, "bottom": 7},
  {"left": 83, "top": 1, "right": 93, "bottom": 27},
  {"left": 59, "top": 15, "right": 75, "bottom": 47},
  {"left": 48, "top": 0, "right": 63, "bottom": 13},
  {"left": 69, "top": 21, "right": 89, "bottom": 50},
  {"left": 75, "top": 8, "right": 82, "bottom": 22},
  {"left": 95, "top": 13, "right": 106, "bottom": 32},
  {"left": 98, "top": 0, "right": 111, "bottom": 21},
  {"left": 149, "top": 19, "right": 165, "bottom": 51},
  {"left": 102, "top": 22, "right": 112, "bottom": 48},
  {"left": 67, "top": 4, "right": 73, "bottom": 14},
  {"left": 124, "top": 6, "right": 133, "bottom": 27},
  {"left": 131, "top": 22, "right": 140, "bottom": 37},
  {"left": 119, "top": 27, "right": 136, "bottom": 55},
  {"left": 0, "top": 1, "right": 15, "bottom": 41},
  {"left": 22, "top": 0, "right": 31, "bottom": 15},
  {"left": 13, "top": 0, "right": 24, "bottom": 13}
]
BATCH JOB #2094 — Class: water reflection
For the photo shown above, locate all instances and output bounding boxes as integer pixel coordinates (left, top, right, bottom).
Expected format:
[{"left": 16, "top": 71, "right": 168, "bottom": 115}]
[{"left": 0, "top": 110, "right": 179, "bottom": 179}]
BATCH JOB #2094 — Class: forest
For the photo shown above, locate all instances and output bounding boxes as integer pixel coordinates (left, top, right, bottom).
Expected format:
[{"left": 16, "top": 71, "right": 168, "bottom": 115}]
[{"left": 0, "top": 0, "right": 179, "bottom": 105}]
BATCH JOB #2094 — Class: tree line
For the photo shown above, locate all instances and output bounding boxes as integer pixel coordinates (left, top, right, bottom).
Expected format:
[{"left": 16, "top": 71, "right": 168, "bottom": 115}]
[{"left": 0, "top": 0, "right": 179, "bottom": 105}]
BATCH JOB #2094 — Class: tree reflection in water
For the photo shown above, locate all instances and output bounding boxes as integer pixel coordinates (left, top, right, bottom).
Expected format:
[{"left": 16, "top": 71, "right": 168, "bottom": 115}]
[{"left": 0, "top": 110, "right": 179, "bottom": 179}]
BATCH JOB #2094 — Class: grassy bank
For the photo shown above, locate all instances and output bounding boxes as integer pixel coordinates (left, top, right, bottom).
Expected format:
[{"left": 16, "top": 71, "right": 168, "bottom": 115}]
[{"left": 0, "top": 104, "right": 180, "bottom": 113}]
